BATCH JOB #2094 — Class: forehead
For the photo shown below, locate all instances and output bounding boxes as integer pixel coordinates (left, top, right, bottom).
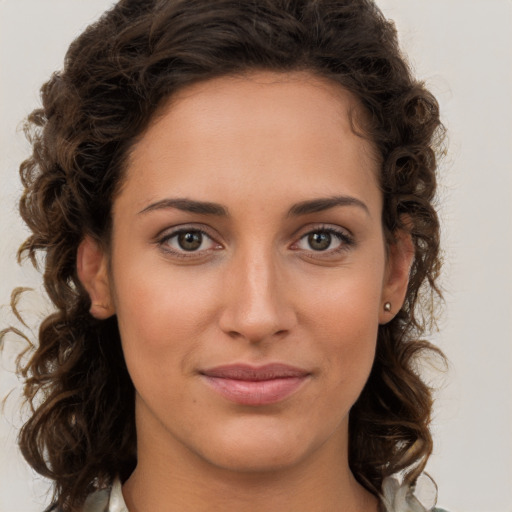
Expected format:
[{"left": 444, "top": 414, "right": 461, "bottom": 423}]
[
  {"left": 120, "top": 70, "right": 381, "bottom": 215},
  {"left": 141, "top": 70, "right": 375, "bottom": 155}
]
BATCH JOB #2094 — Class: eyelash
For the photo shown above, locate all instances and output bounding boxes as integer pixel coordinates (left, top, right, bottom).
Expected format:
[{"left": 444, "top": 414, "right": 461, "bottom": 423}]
[
  {"left": 156, "top": 224, "right": 355, "bottom": 259},
  {"left": 157, "top": 226, "right": 221, "bottom": 258},
  {"left": 292, "top": 225, "right": 355, "bottom": 257}
]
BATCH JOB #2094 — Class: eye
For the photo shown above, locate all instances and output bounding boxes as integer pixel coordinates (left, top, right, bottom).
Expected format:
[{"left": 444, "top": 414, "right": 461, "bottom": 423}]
[
  {"left": 304, "top": 231, "right": 337, "bottom": 251},
  {"left": 159, "top": 228, "right": 220, "bottom": 255},
  {"left": 293, "top": 227, "right": 353, "bottom": 254},
  {"left": 175, "top": 231, "right": 204, "bottom": 251}
]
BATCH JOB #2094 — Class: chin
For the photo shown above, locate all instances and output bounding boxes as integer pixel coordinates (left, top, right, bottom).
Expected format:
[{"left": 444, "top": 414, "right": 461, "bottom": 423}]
[
  {"left": 190, "top": 418, "right": 330, "bottom": 474},
  {"left": 200, "top": 445, "right": 305, "bottom": 474}
]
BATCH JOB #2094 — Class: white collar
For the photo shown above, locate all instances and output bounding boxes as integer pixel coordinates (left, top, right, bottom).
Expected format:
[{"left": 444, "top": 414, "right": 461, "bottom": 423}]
[{"left": 82, "top": 477, "right": 128, "bottom": 512}]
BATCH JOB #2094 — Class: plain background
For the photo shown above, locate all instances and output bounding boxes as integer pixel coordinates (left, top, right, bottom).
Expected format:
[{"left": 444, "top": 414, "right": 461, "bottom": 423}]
[{"left": 1, "top": 1, "right": 511, "bottom": 511}]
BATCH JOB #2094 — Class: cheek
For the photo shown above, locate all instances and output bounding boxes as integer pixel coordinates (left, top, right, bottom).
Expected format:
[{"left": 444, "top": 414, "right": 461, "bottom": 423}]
[
  {"left": 111, "top": 255, "right": 222, "bottom": 378},
  {"left": 301, "top": 259, "right": 384, "bottom": 335},
  {"left": 299, "top": 263, "right": 384, "bottom": 389}
]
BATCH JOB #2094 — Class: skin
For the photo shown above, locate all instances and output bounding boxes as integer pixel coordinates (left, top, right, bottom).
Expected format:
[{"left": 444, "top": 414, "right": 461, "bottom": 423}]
[{"left": 78, "top": 70, "right": 413, "bottom": 511}]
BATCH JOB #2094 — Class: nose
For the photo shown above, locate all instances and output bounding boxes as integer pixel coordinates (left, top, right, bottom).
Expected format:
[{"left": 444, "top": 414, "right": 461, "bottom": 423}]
[{"left": 218, "top": 248, "right": 297, "bottom": 343}]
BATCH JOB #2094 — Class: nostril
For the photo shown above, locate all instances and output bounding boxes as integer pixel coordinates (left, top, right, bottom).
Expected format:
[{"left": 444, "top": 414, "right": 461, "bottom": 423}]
[{"left": 225, "top": 328, "right": 288, "bottom": 341}]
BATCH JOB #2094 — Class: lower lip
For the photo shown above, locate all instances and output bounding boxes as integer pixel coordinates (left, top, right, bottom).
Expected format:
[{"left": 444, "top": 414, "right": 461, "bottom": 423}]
[{"left": 202, "top": 376, "right": 308, "bottom": 405}]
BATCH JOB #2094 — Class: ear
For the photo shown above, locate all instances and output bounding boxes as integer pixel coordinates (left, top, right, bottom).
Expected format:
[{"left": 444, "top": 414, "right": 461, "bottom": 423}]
[
  {"left": 379, "top": 228, "right": 415, "bottom": 324},
  {"left": 77, "top": 236, "right": 115, "bottom": 319}
]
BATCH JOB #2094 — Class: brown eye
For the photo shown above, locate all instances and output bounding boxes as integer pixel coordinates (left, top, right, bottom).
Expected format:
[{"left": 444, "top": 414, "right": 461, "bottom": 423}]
[
  {"left": 307, "top": 232, "right": 332, "bottom": 251},
  {"left": 293, "top": 227, "right": 353, "bottom": 256},
  {"left": 160, "top": 228, "right": 221, "bottom": 257},
  {"left": 177, "top": 231, "right": 203, "bottom": 251}
]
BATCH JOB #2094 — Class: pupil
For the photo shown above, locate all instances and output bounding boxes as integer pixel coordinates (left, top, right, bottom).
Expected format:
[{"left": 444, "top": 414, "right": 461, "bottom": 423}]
[
  {"left": 178, "top": 231, "right": 202, "bottom": 251},
  {"left": 308, "top": 232, "right": 331, "bottom": 251}
]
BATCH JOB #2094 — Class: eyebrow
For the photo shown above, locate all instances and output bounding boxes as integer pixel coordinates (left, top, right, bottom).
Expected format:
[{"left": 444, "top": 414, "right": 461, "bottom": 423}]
[
  {"left": 287, "top": 196, "right": 370, "bottom": 217},
  {"left": 138, "top": 198, "right": 228, "bottom": 216},
  {"left": 138, "top": 195, "right": 369, "bottom": 218}
]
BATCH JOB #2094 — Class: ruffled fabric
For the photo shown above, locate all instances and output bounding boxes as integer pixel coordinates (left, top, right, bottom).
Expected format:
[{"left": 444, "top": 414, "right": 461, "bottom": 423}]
[
  {"left": 381, "top": 473, "right": 439, "bottom": 512},
  {"left": 82, "top": 478, "right": 127, "bottom": 512}
]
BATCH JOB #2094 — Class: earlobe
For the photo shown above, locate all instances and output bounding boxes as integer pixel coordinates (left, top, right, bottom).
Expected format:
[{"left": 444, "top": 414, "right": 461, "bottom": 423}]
[
  {"left": 379, "top": 229, "right": 415, "bottom": 324},
  {"left": 77, "top": 236, "right": 115, "bottom": 319}
]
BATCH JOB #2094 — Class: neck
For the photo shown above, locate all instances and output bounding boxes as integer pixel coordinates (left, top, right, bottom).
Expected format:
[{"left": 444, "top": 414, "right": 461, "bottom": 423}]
[
  {"left": 122, "top": 399, "right": 379, "bottom": 512},
  {"left": 123, "top": 457, "right": 378, "bottom": 512}
]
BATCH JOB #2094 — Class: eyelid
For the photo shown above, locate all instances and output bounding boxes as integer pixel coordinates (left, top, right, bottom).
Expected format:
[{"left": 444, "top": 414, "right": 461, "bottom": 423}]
[
  {"left": 290, "top": 224, "right": 355, "bottom": 255},
  {"left": 154, "top": 223, "right": 354, "bottom": 260},
  {"left": 156, "top": 224, "right": 223, "bottom": 257}
]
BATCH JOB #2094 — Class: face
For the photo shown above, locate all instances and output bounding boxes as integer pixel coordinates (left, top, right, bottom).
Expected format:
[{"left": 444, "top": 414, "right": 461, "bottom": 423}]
[{"left": 80, "top": 71, "right": 411, "bottom": 476}]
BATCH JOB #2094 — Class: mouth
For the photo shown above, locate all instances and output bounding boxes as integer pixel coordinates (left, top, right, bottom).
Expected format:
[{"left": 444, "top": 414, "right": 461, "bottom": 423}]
[{"left": 199, "top": 363, "right": 311, "bottom": 406}]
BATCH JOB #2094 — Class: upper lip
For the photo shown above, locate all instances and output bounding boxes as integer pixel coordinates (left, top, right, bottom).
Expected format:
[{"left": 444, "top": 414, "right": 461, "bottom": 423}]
[{"left": 200, "top": 363, "right": 310, "bottom": 381}]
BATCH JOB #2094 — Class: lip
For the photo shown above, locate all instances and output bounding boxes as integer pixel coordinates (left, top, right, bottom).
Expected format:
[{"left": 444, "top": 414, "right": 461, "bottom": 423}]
[{"left": 200, "top": 363, "right": 311, "bottom": 406}]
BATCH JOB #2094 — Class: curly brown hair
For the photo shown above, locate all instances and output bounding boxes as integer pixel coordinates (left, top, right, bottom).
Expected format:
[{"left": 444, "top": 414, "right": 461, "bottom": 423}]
[{"left": 7, "top": 0, "right": 445, "bottom": 510}]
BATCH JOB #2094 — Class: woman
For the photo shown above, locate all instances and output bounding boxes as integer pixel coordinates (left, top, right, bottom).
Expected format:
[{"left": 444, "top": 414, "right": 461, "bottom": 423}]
[{"left": 10, "top": 0, "right": 447, "bottom": 510}]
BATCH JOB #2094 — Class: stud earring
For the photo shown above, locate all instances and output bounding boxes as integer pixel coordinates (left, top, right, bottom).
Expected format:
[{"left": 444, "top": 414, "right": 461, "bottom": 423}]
[{"left": 384, "top": 302, "right": 392, "bottom": 312}]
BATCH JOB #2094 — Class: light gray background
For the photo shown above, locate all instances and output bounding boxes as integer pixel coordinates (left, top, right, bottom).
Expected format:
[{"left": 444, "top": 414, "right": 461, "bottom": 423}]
[{"left": 1, "top": 1, "right": 511, "bottom": 511}]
